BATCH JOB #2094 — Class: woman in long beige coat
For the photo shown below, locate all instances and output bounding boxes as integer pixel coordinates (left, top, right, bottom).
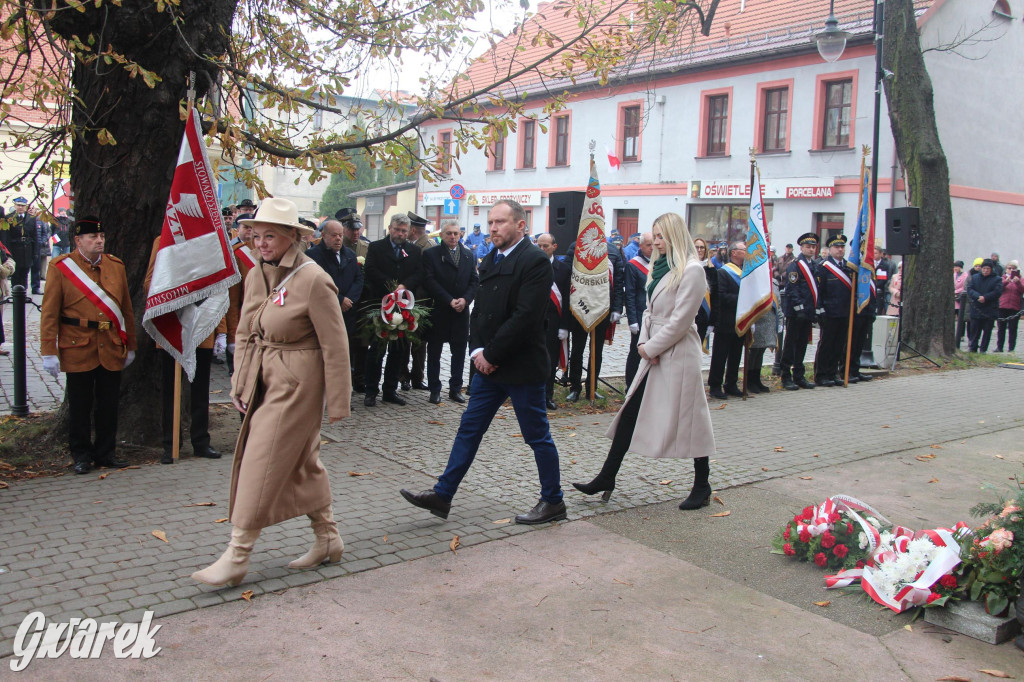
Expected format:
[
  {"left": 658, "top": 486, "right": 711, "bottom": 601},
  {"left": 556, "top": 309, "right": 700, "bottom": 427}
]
[
  {"left": 192, "top": 198, "right": 351, "bottom": 588},
  {"left": 573, "top": 212, "right": 717, "bottom": 509}
]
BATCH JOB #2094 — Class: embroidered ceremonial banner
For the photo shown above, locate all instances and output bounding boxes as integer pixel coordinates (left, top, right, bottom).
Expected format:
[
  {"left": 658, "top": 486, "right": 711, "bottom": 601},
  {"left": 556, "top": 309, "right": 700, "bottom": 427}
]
[
  {"left": 735, "top": 170, "right": 774, "bottom": 336},
  {"left": 143, "top": 108, "right": 240, "bottom": 381},
  {"left": 847, "top": 160, "right": 877, "bottom": 312},
  {"left": 569, "top": 155, "right": 610, "bottom": 331}
]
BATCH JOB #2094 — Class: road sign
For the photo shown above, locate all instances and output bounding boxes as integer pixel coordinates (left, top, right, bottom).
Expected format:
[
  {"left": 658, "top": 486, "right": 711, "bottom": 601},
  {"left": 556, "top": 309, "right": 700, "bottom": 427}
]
[
  {"left": 443, "top": 199, "right": 460, "bottom": 215},
  {"left": 449, "top": 184, "right": 466, "bottom": 200}
]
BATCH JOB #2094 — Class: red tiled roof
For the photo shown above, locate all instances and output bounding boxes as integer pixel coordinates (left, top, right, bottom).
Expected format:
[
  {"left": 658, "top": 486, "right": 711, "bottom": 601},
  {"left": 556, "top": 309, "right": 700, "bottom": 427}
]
[{"left": 460, "top": 0, "right": 933, "bottom": 97}]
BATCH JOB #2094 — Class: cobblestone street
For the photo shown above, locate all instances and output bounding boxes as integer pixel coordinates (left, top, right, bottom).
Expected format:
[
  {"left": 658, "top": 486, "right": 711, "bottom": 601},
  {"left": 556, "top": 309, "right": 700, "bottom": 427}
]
[{"left": 2, "top": 300, "right": 1023, "bottom": 659}]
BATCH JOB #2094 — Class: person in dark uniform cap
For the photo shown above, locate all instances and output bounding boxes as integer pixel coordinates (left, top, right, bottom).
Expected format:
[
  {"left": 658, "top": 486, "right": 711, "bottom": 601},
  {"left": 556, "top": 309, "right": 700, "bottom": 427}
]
[
  {"left": 780, "top": 233, "right": 820, "bottom": 391},
  {"left": 40, "top": 216, "right": 137, "bottom": 473},
  {"left": 814, "top": 234, "right": 852, "bottom": 386}
]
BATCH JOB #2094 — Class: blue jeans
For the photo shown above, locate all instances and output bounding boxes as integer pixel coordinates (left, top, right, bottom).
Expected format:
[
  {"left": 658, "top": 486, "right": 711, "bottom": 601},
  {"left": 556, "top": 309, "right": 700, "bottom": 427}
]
[{"left": 434, "top": 373, "right": 563, "bottom": 504}]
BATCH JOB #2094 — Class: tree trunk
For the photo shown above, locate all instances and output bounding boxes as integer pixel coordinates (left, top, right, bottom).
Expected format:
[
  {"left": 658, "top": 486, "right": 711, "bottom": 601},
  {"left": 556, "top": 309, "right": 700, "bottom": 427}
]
[
  {"left": 882, "top": 0, "right": 955, "bottom": 359},
  {"left": 42, "top": 1, "right": 237, "bottom": 444}
]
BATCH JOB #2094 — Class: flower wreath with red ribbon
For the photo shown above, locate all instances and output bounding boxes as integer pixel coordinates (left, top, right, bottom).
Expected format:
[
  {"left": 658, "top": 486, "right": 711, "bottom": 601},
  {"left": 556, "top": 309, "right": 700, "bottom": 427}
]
[{"left": 360, "top": 283, "right": 431, "bottom": 350}]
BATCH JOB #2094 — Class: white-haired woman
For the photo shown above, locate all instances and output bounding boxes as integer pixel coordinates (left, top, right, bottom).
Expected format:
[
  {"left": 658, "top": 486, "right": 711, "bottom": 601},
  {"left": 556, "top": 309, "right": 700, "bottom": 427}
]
[
  {"left": 573, "top": 212, "right": 717, "bottom": 510},
  {"left": 192, "top": 198, "right": 351, "bottom": 588}
]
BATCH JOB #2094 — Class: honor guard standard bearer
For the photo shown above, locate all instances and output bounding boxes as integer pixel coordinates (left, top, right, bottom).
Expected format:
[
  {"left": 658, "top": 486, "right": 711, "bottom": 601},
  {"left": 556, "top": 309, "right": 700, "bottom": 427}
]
[
  {"left": 780, "top": 233, "right": 819, "bottom": 391},
  {"left": 40, "top": 216, "right": 137, "bottom": 474},
  {"left": 814, "top": 234, "right": 852, "bottom": 386}
]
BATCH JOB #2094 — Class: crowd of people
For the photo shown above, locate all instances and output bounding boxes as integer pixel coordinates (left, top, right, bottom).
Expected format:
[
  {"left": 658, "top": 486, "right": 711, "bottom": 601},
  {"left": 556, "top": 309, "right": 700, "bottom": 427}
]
[{"left": 955, "top": 254, "right": 1022, "bottom": 353}]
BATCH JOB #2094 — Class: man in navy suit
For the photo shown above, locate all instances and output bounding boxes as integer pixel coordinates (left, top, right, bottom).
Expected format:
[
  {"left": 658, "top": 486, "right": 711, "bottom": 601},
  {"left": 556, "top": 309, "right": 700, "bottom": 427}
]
[
  {"left": 306, "top": 219, "right": 363, "bottom": 372},
  {"left": 401, "top": 200, "right": 567, "bottom": 525},
  {"left": 536, "top": 232, "right": 570, "bottom": 410},
  {"left": 423, "top": 220, "right": 479, "bottom": 405},
  {"left": 362, "top": 214, "right": 423, "bottom": 406}
]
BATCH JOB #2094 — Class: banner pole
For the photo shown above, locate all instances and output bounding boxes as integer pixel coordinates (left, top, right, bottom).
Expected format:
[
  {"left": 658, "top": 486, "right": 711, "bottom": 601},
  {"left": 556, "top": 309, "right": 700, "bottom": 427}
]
[
  {"left": 173, "top": 361, "right": 182, "bottom": 462},
  {"left": 588, "top": 330, "right": 597, "bottom": 403},
  {"left": 742, "top": 343, "right": 749, "bottom": 401}
]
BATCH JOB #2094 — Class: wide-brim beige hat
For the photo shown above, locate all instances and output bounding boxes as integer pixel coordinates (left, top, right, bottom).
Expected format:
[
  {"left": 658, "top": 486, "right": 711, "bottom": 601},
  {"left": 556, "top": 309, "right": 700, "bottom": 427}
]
[{"left": 239, "top": 197, "right": 313, "bottom": 236}]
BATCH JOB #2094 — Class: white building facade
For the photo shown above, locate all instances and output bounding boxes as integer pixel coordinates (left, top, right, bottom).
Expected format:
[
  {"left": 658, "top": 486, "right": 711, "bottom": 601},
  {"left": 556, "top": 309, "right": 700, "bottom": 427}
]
[{"left": 417, "top": 0, "right": 1024, "bottom": 263}]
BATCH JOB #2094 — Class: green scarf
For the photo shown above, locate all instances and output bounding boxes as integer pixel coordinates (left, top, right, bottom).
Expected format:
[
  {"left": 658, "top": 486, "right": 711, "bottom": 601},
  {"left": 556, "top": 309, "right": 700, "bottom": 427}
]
[{"left": 647, "top": 255, "right": 670, "bottom": 299}]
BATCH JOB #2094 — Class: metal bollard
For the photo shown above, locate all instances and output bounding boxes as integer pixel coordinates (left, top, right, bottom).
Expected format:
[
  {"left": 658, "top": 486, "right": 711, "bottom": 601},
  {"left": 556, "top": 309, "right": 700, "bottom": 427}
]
[{"left": 11, "top": 285, "right": 28, "bottom": 416}]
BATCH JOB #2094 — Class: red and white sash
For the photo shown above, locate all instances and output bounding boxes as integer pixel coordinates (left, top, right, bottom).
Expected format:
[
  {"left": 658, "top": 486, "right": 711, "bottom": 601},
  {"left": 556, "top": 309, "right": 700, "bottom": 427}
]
[
  {"left": 796, "top": 259, "right": 819, "bottom": 307},
  {"left": 55, "top": 257, "right": 128, "bottom": 344},
  {"left": 628, "top": 256, "right": 650, "bottom": 276},
  {"left": 821, "top": 260, "right": 852, "bottom": 290},
  {"left": 549, "top": 282, "right": 562, "bottom": 315},
  {"left": 233, "top": 240, "right": 257, "bottom": 270}
]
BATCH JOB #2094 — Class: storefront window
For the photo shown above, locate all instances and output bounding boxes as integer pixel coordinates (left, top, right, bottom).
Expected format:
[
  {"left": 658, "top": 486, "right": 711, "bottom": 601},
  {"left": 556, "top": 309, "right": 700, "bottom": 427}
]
[{"left": 687, "top": 203, "right": 774, "bottom": 253}]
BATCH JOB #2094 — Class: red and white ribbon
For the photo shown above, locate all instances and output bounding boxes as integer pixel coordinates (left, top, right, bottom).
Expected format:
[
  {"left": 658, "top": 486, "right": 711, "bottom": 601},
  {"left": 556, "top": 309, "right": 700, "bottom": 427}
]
[
  {"left": 272, "top": 288, "right": 287, "bottom": 306},
  {"left": 55, "top": 257, "right": 128, "bottom": 344},
  {"left": 381, "top": 288, "right": 417, "bottom": 330}
]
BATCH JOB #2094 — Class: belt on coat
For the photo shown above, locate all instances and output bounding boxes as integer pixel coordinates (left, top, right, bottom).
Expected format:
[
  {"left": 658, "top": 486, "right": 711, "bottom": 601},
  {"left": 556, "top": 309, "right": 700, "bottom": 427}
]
[
  {"left": 61, "top": 316, "right": 111, "bottom": 331},
  {"left": 234, "top": 333, "right": 322, "bottom": 405}
]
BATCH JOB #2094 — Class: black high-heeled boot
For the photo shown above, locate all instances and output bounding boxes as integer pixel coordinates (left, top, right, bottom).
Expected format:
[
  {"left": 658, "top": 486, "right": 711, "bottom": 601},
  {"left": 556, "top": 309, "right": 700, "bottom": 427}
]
[
  {"left": 678, "top": 457, "right": 712, "bottom": 510},
  {"left": 572, "top": 442, "right": 628, "bottom": 501},
  {"left": 572, "top": 475, "right": 615, "bottom": 501}
]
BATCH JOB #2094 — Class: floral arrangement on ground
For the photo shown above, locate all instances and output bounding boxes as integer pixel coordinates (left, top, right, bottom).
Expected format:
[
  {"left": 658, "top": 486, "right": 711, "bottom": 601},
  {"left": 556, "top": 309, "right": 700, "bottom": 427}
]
[{"left": 771, "top": 489, "right": 1023, "bottom": 618}]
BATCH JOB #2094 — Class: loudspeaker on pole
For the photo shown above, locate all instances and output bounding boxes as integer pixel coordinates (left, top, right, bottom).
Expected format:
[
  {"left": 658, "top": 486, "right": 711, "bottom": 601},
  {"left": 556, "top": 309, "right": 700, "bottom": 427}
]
[
  {"left": 548, "top": 191, "right": 586, "bottom": 257},
  {"left": 885, "top": 207, "right": 920, "bottom": 256}
]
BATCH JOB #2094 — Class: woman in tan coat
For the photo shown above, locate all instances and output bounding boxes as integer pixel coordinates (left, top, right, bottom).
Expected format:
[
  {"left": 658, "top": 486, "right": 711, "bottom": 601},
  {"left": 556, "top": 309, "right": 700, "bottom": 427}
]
[
  {"left": 573, "top": 212, "right": 717, "bottom": 509},
  {"left": 192, "top": 198, "right": 351, "bottom": 588}
]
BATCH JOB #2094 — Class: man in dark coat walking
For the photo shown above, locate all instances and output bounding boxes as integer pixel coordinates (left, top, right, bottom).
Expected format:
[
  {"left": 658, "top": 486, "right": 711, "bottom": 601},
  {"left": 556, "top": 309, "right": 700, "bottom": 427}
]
[
  {"left": 362, "top": 213, "right": 423, "bottom": 406},
  {"left": 400, "top": 200, "right": 566, "bottom": 525},
  {"left": 536, "top": 232, "right": 571, "bottom": 409},
  {"left": 423, "top": 219, "right": 478, "bottom": 404}
]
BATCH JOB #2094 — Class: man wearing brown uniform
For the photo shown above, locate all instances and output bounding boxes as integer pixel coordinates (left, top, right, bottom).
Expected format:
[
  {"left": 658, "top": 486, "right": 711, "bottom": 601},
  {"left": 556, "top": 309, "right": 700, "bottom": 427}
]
[{"left": 40, "top": 216, "right": 137, "bottom": 474}]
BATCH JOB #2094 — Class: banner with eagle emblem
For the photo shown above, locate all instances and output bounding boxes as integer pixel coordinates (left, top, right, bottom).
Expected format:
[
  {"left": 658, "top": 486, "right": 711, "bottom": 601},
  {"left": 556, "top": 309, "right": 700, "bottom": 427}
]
[
  {"left": 143, "top": 108, "right": 240, "bottom": 381},
  {"left": 569, "top": 154, "right": 610, "bottom": 331}
]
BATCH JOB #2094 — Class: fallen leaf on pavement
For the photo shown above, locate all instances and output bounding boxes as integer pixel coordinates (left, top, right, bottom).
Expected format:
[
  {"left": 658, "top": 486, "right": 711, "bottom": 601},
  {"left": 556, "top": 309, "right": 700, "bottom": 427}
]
[
  {"left": 713, "top": 496, "right": 725, "bottom": 505},
  {"left": 930, "top": 444, "right": 943, "bottom": 449},
  {"left": 210, "top": 389, "right": 223, "bottom": 394},
  {"left": 0, "top": 481, "right": 8, "bottom": 489},
  {"left": 510, "top": 434, "right": 523, "bottom": 438},
  {"left": 904, "top": 624, "right": 913, "bottom": 631},
  {"left": 493, "top": 518, "right": 511, "bottom": 524},
  {"left": 320, "top": 439, "right": 329, "bottom": 445},
  {"left": 710, "top": 511, "right": 731, "bottom": 517},
  {"left": 495, "top": 415, "right": 506, "bottom": 420},
  {"left": 799, "top": 476, "right": 813, "bottom": 480},
  {"left": 813, "top": 453, "right": 820, "bottom": 458},
  {"left": 936, "top": 676, "right": 971, "bottom": 681},
  {"left": 979, "top": 670, "right": 1014, "bottom": 679},
  {"left": 995, "top": 455, "right": 1005, "bottom": 459},
  {"left": 562, "top": 426, "right": 576, "bottom": 430},
  {"left": 881, "top": 425, "right": 890, "bottom": 428},
  {"left": 592, "top": 422, "right": 600, "bottom": 425},
  {"left": 382, "top": 535, "right": 388, "bottom": 543},
  {"left": 0, "top": 461, "right": 14, "bottom": 471},
  {"left": 761, "top": 467, "right": 769, "bottom": 471},
  {"left": 427, "top": 420, "right": 445, "bottom": 425},
  {"left": 450, "top": 536, "right": 460, "bottom": 553},
  {"left": 184, "top": 502, "right": 216, "bottom": 507},
  {"left": 570, "top": 459, "right": 577, "bottom": 464},
  {"left": 97, "top": 472, "right": 110, "bottom": 480},
  {"left": 214, "top": 518, "right": 228, "bottom": 523},
  {"left": 347, "top": 471, "right": 374, "bottom": 477},
  {"left": 773, "top": 446, "right": 786, "bottom": 452},
  {"left": 928, "top": 478, "right": 940, "bottom": 483},
  {"left": 613, "top": 578, "right": 633, "bottom": 586},
  {"left": 241, "top": 590, "right": 254, "bottom": 602},
  {"left": 152, "top": 530, "right": 168, "bottom": 543},
  {"left": 915, "top": 454, "right": 936, "bottom": 461},
  {"left": 714, "top": 403, "right": 726, "bottom": 410},
  {"left": 659, "top": 480, "right": 673, "bottom": 485},
  {"left": 813, "top": 600, "right": 831, "bottom": 607}
]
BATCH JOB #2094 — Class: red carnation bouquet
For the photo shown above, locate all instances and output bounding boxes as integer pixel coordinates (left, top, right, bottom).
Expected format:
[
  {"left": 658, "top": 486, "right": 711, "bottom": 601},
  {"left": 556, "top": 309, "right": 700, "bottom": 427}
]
[
  {"left": 771, "top": 496, "right": 890, "bottom": 573},
  {"left": 360, "top": 283, "right": 430, "bottom": 351}
]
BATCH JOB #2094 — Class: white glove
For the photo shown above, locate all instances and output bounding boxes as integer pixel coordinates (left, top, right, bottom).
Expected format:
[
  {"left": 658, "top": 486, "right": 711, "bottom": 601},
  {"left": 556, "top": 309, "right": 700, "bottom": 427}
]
[
  {"left": 629, "top": 323, "right": 639, "bottom": 334},
  {"left": 557, "top": 329, "right": 568, "bottom": 341},
  {"left": 43, "top": 355, "right": 60, "bottom": 379},
  {"left": 123, "top": 351, "right": 135, "bottom": 369},
  {"left": 214, "top": 333, "right": 227, "bottom": 356},
  {"left": 227, "top": 343, "right": 236, "bottom": 354},
  {"left": 610, "top": 312, "right": 621, "bottom": 324}
]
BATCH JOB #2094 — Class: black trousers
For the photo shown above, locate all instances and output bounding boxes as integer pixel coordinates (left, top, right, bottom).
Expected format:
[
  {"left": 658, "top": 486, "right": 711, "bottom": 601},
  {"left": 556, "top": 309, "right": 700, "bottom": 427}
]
[
  {"left": 842, "top": 316, "right": 872, "bottom": 377},
  {"left": 625, "top": 330, "right": 642, "bottom": 388},
  {"left": 30, "top": 251, "right": 43, "bottom": 291},
  {"left": 66, "top": 366, "right": 121, "bottom": 464},
  {"left": 569, "top": 318, "right": 610, "bottom": 395},
  {"left": 401, "top": 342, "right": 426, "bottom": 385},
  {"left": 814, "top": 317, "right": 847, "bottom": 380},
  {"left": 347, "top": 315, "right": 366, "bottom": 388},
  {"left": 365, "top": 339, "right": 407, "bottom": 395},
  {"left": 996, "top": 308, "right": 1019, "bottom": 351},
  {"left": 780, "top": 317, "right": 812, "bottom": 379},
  {"left": 708, "top": 329, "right": 742, "bottom": 390},
  {"left": 161, "top": 348, "right": 212, "bottom": 452},
  {"left": 9, "top": 242, "right": 31, "bottom": 291},
  {"left": 969, "top": 318, "right": 994, "bottom": 352},
  {"left": 427, "top": 314, "right": 469, "bottom": 393}
]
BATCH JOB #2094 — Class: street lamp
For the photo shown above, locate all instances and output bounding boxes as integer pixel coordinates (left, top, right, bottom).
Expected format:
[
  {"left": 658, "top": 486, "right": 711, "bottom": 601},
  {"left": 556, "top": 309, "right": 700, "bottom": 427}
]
[
  {"left": 814, "top": 0, "right": 885, "bottom": 230},
  {"left": 815, "top": 3, "right": 851, "bottom": 63}
]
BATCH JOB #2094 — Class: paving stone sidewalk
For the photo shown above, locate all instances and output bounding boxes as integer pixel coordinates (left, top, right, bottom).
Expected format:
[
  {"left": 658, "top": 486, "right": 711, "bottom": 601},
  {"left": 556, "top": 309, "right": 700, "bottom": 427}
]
[{"left": 2, "top": 361, "right": 1023, "bottom": 658}]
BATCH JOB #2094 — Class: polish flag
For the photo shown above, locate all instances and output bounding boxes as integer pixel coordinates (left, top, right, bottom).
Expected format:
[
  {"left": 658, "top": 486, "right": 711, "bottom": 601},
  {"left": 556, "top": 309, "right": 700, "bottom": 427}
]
[{"left": 605, "top": 145, "right": 621, "bottom": 172}]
